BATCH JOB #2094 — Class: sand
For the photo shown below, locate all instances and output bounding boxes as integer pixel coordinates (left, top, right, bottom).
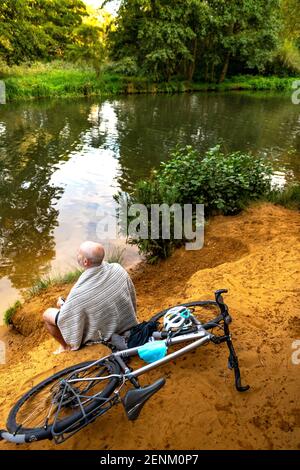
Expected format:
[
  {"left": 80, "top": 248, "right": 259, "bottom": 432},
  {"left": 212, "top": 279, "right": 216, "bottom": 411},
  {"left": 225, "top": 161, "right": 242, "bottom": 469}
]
[{"left": 0, "top": 203, "right": 299, "bottom": 450}]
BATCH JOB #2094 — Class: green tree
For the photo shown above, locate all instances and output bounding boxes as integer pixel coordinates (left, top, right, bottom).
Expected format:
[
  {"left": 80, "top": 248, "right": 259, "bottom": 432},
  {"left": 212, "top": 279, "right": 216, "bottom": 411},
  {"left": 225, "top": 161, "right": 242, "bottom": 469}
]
[
  {"left": 281, "top": 0, "right": 300, "bottom": 41},
  {"left": 67, "top": 8, "right": 112, "bottom": 76},
  {"left": 111, "top": 0, "right": 208, "bottom": 81},
  {"left": 111, "top": 0, "right": 282, "bottom": 82},
  {"left": 0, "top": 0, "right": 87, "bottom": 65},
  {"left": 276, "top": 0, "right": 300, "bottom": 73},
  {"left": 206, "top": 0, "right": 281, "bottom": 82}
]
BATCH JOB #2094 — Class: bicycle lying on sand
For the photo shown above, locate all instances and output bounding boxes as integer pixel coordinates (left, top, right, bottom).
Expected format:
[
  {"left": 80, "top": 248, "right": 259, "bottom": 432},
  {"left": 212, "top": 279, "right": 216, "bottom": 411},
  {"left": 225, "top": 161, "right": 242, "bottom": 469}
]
[{"left": 0, "top": 289, "right": 249, "bottom": 445}]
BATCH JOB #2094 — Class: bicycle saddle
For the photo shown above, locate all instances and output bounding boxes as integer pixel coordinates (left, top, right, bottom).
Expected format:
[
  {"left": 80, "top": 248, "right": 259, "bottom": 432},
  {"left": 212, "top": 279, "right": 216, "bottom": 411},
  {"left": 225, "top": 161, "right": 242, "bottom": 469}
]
[{"left": 122, "top": 378, "right": 166, "bottom": 421}]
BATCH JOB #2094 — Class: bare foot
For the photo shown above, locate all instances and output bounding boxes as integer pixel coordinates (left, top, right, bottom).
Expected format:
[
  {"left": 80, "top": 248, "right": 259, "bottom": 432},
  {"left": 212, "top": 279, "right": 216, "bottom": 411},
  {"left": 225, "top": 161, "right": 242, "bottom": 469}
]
[{"left": 53, "top": 345, "right": 71, "bottom": 355}]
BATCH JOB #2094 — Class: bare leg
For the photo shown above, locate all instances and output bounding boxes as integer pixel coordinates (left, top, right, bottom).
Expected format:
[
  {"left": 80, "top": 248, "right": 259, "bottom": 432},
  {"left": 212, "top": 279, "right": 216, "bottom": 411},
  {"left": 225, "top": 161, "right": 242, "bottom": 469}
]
[
  {"left": 44, "top": 321, "right": 69, "bottom": 348},
  {"left": 43, "top": 308, "right": 70, "bottom": 353}
]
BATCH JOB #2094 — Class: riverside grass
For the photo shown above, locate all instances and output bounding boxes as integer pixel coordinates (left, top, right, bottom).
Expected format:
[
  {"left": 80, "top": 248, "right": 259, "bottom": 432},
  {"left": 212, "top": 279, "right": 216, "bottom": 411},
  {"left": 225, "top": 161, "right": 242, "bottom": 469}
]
[
  {"left": 3, "top": 270, "right": 83, "bottom": 326},
  {"left": 266, "top": 183, "right": 300, "bottom": 211},
  {"left": 25, "top": 269, "right": 84, "bottom": 299},
  {"left": 1, "top": 62, "right": 299, "bottom": 101}
]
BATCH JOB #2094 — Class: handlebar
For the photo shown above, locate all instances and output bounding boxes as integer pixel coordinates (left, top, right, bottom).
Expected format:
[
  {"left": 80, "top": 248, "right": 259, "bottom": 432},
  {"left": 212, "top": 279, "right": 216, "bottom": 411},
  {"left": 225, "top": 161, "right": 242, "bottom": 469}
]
[
  {"left": 215, "top": 289, "right": 228, "bottom": 307},
  {"left": 214, "top": 289, "right": 249, "bottom": 392},
  {"left": 214, "top": 289, "right": 231, "bottom": 324}
]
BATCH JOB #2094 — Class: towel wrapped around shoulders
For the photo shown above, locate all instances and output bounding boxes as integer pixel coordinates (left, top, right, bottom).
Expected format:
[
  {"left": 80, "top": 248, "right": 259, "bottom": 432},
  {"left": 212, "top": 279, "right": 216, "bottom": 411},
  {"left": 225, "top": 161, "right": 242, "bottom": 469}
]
[{"left": 57, "top": 262, "right": 138, "bottom": 350}]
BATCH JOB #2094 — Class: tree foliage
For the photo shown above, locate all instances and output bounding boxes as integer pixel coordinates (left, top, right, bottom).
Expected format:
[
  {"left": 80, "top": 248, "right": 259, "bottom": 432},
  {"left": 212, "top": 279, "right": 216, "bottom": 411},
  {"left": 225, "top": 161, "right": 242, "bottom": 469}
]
[
  {"left": 272, "top": 0, "right": 300, "bottom": 74},
  {"left": 67, "top": 8, "right": 112, "bottom": 76},
  {"left": 281, "top": 0, "right": 300, "bottom": 42},
  {"left": 111, "top": 0, "right": 284, "bottom": 81},
  {"left": 0, "top": 0, "right": 298, "bottom": 80},
  {"left": 0, "top": 0, "right": 87, "bottom": 64}
]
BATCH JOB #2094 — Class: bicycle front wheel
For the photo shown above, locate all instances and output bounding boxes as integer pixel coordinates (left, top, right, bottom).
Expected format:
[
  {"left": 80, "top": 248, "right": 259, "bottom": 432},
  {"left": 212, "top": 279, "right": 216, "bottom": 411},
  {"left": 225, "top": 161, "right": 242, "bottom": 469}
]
[{"left": 6, "top": 358, "right": 121, "bottom": 443}]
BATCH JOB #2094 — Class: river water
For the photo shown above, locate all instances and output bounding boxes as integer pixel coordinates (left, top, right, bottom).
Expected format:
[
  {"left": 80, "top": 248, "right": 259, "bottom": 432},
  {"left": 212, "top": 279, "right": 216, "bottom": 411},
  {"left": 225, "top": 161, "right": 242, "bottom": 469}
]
[{"left": 0, "top": 92, "right": 299, "bottom": 317}]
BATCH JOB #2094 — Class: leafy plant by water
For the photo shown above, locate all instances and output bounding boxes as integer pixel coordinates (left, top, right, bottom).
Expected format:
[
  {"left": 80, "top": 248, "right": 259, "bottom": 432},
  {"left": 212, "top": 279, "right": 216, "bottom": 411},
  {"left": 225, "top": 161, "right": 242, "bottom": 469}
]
[{"left": 115, "top": 146, "right": 273, "bottom": 263}]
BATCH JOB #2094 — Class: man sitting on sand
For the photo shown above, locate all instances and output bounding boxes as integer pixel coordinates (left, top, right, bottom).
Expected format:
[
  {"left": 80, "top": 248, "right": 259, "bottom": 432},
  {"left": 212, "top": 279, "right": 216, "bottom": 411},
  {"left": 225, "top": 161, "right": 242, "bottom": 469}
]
[{"left": 43, "top": 241, "right": 138, "bottom": 354}]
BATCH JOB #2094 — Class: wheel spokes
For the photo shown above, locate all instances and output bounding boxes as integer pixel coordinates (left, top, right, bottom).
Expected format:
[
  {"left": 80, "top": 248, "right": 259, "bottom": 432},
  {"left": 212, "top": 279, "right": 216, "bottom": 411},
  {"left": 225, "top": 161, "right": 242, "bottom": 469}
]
[{"left": 15, "top": 364, "right": 114, "bottom": 430}]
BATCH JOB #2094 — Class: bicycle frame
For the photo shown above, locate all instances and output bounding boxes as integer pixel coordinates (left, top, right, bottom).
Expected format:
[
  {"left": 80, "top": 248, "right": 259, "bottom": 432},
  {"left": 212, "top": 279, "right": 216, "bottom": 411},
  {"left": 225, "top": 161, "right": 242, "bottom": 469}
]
[{"left": 67, "top": 328, "right": 212, "bottom": 385}]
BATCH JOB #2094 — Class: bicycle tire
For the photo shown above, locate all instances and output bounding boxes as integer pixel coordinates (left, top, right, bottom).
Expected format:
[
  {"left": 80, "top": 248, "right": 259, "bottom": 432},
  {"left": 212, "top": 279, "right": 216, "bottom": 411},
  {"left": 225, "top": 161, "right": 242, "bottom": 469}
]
[{"left": 6, "top": 359, "right": 121, "bottom": 442}]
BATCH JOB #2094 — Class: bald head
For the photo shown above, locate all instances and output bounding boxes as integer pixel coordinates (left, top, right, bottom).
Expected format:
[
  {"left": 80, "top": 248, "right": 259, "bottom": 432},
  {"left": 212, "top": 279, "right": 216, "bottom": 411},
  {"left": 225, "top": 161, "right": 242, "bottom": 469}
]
[{"left": 77, "top": 241, "right": 105, "bottom": 269}]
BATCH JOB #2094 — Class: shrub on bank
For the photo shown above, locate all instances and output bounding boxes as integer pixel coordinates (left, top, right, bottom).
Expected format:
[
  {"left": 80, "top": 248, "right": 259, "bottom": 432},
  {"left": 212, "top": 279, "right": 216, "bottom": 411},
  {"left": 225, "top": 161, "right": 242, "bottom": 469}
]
[
  {"left": 115, "top": 146, "right": 273, "bottom": 262},
  {"left": 157, "top": 146, "right": 272, "bottom": 214}
]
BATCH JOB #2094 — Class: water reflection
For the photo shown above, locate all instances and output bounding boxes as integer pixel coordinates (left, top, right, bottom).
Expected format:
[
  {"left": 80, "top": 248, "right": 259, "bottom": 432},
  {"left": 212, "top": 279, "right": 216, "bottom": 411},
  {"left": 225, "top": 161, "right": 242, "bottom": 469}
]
[
  {"left": 0, "top": 100, "right": 96, "bottom": 292},
  {"left": 112, "top": 93, "right": 300, "bottom": 189},
  {"left": 0, "top": 92, "right": 299, "bottom": 314}
]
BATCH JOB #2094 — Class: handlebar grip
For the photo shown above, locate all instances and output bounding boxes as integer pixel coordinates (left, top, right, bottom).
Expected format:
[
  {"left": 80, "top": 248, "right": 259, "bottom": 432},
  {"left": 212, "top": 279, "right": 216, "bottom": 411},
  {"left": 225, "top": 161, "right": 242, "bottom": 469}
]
[
  {"left": 215, "top": 289, "right": 228, "bottom": 297},
  {"left": 0, "top": 429, "right": 27, "bottom": 443},
  {"left": 215, "top": 289, "right": 228, "bottom": 304}
]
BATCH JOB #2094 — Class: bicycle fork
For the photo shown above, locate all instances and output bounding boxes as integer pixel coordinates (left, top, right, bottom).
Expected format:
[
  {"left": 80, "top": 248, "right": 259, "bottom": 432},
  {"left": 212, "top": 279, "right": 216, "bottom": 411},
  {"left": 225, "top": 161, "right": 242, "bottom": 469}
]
[{"left": 213, "top": 289, "right": 250, "bottom": 392}]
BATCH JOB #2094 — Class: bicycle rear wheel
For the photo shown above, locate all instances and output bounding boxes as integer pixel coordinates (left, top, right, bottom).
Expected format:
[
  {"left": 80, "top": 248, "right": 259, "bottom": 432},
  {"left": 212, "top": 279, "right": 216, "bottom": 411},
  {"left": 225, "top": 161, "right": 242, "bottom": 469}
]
[{"left": 6, "top": 359, "right": 121, "bottom": 443}]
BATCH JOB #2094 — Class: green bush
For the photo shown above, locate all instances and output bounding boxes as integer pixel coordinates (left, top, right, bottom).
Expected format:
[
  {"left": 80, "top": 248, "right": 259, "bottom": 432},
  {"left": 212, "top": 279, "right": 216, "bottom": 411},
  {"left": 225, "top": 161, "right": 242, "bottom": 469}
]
[
  {"left": 115, "top": 146, "right": 272, "bottom": 262},
  {"left": 157, "top": 145, "right": 272, "bottom": 214},
  {"left": 115, "top": 180, "right": 183, "bottom": 263},
  {"left": 103, "top": 57, "right": 139, "bottom": 76}
]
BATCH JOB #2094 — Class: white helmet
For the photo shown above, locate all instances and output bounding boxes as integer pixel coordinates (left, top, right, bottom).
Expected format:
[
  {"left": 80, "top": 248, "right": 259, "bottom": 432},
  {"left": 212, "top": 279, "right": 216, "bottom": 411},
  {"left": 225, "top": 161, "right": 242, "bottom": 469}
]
[{"left": 163, "top": 306, "right": 193, "bottom": 332}]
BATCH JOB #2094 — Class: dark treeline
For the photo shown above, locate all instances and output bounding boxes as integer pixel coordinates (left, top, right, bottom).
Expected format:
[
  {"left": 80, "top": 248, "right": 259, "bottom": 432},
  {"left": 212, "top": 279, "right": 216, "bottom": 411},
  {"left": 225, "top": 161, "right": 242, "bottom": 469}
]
[{"left": 0, "top": 0, "right": 299, "bottom": 82}]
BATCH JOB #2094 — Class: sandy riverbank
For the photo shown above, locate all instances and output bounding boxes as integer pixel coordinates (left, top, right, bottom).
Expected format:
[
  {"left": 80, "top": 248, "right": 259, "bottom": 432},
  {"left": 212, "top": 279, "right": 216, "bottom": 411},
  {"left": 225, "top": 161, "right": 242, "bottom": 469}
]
[{"left": 0, "top": 203, "right": 299, "bottom": 450}]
